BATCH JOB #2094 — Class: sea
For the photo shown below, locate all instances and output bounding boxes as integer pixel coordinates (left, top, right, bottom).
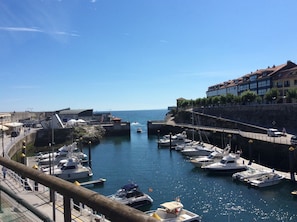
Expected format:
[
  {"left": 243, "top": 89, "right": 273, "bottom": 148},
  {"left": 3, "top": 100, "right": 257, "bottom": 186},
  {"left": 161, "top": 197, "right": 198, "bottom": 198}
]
[{"left": 81, "top": 109, "right": 297, "bottom": 222}]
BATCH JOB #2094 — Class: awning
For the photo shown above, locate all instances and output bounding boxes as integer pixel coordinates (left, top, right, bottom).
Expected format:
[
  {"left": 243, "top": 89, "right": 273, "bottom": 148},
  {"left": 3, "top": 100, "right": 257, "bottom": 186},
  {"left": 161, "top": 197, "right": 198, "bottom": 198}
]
[{"left": 0, "top": 125, "right": 9, "bottom": 131}]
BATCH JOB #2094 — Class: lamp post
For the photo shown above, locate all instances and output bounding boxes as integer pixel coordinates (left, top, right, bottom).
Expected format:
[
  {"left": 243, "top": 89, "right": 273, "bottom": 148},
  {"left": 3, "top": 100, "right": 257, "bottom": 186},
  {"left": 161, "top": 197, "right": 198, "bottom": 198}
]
[
  {"left": 248, "top": 139, "right": 253, "bottom": 165},
  {"left": 88, "top": 141, "right": 92, "bottom": 169},
  {"left": 50, "top": 116, "right": 56, "bottom": 221},
  {"left": 1, "top": 116, "right": 4, "bottom": 157},
  {"left": 228, "top": 134, "right": 232, "bottom": 148},
  {"left": 289, "top": 146, "right": 295, "bottom": 181},
  {"left": 157, "top": 130, "right": 160, "bottom": 148}
]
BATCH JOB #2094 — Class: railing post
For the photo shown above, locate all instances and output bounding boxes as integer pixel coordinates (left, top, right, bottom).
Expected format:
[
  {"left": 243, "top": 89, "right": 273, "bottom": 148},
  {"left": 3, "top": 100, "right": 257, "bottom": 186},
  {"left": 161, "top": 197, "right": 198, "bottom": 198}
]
[
  {"left": 289, "top": 146, "right": 296, "bottom": 181},
  {"left": 63, "top": 196, "right": 71, "bottom": 222}
]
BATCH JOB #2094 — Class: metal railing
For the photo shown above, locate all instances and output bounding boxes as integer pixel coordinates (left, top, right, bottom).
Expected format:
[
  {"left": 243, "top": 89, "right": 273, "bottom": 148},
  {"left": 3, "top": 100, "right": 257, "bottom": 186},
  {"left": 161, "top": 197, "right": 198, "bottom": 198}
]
[{"left": 0, "top": 157, "right": 157, "bottom": 222}]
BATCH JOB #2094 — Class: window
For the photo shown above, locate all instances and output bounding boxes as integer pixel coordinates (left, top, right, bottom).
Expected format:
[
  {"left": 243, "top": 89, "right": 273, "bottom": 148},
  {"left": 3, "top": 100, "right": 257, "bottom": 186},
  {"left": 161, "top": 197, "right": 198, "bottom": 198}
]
[
  {"left": 250, "top": 82, "right": 257, "bottom": 89},
  {"left": 284, "top": 80, "right": 290, "bottom": 87},
  {"left": 276, "top": 81, "right": 283, "bottom": 88},
  {"left": 250, "top": 75, "right": 257, "bottom": 81}
]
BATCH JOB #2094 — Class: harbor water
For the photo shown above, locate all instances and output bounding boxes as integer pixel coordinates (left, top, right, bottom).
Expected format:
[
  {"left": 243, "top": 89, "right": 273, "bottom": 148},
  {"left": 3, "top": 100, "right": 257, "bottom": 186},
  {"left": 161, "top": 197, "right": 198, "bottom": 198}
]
[{"left": 82, "top": 109, "right": 297, "bottom": 222}]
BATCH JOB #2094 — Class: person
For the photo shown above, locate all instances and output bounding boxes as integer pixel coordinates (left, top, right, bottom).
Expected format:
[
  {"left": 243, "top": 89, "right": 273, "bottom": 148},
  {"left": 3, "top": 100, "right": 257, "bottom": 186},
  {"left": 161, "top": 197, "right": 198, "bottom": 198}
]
[{"left": 2, "top": 166, "right": 7, "bottom": 179}]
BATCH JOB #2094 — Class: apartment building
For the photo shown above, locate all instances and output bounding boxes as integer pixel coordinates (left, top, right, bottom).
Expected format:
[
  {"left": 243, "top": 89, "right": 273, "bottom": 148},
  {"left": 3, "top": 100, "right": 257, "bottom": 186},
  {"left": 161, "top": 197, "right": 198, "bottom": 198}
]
[{"left": 206, "top": 60, "right": 297, "bottom": 99}]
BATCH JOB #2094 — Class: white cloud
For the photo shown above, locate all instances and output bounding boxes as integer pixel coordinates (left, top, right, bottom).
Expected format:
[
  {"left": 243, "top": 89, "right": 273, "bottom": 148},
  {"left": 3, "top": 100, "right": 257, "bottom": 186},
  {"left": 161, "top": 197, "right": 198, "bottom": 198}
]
[
  {"left": 0, "top": 27, "right": 42, "bottom": 33},
  {"left": 54, "top": 31, "right": 79, "bottom": 37},
  {"left": 160, "top": 39, "right": 168, "bottom": 43},
  {"left": 0, "top": 26, "right": 79, "bottom": 37}
]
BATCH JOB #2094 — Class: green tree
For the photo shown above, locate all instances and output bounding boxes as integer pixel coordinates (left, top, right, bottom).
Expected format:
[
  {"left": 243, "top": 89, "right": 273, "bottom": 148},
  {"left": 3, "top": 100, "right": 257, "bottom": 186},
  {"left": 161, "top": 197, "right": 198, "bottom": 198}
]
[
  {"left": 286, "top": 88, "right": 297, "bottom": 103},
  {"left": 264, "top": 88, "right": 279, "bottom": 103},
  {"left": 212, "top": 96, "right": 220, "bottom": 106},
  {"left": 225, "top": 93, "right": 235, "bottom": 105},
  {"left": 219, "top": 95, "right": 227, "bottom": 105},
  {"left": 240, "top": 90, "right": 257, "bottom": 104}
]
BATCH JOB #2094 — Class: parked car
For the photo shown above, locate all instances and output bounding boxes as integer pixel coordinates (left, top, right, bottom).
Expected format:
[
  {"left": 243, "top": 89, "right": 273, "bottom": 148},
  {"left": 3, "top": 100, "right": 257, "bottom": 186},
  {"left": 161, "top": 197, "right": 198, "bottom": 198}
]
[
  {"left": 267, "top": 128, "right": 282, "bottom": 137},
  {"left": 290, "top": 135, "right": 297, "bottom": 145}
]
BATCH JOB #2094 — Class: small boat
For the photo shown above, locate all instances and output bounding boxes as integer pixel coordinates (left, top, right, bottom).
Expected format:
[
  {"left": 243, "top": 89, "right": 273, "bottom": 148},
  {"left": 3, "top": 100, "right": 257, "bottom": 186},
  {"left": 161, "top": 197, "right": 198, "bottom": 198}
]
[
  {"left": 108, "top": 183, "right": 153, "bottom": 209},
  {"left": 189, "top": 145, "right": 231, "bottom": 168},
  {"left": 158, "top": 131, "right": 192, "bottom": 148},
  {"left": 137, "top": 128, "right": 142, "bottom": 133},
  {"left": 37, "top": 142, "right": 87, "bottom": 165},
  {"left": 146, "top": 199, "right": 201, "bottom": 221},
  {"left": 291, "top": 190, "right": 297, "bottom": 197},
  {"left": 248, "top": 172, "right": 284, "bottom": 188},
  {"left": 42, "top": 157, "right": 93, "bottom": 180},
  {"left": 180, "top": 142, "right": 219, "bottom": 157},
  {"left": 232, "top": 167, "right": 271, "bottom": 183},
  {"left": 38, "top": 151, "right": 87, "bottom": 165},
  {"left": 201, "top": 153, "right": 247, "bottom": 173}
]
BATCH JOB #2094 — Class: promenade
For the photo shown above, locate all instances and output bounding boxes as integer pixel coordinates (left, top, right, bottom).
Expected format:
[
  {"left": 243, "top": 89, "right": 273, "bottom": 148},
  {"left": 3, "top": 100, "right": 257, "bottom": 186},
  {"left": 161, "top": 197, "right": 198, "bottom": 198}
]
[{"left": 0, "top": 128, "right": 101, "bottom": 222}]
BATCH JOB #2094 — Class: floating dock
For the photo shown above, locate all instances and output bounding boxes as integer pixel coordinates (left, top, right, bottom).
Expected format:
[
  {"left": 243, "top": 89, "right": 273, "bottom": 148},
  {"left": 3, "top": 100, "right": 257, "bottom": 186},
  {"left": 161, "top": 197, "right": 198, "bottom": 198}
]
[{"left": 79, "top": 178, "right": 106, "bottom": 186}]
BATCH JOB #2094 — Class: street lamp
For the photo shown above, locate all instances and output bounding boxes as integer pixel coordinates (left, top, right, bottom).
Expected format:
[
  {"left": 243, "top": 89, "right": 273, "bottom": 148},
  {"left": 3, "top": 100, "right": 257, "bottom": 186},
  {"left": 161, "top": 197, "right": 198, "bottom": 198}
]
[
  {"left": 228, "top": 134, "right": 232, "bottom": 147},
  {"left": 1, "top": 116, "right": 4, "bottom": 157},
  {"left": 248, "top": 139, "right": 253, "bottom": 165}
]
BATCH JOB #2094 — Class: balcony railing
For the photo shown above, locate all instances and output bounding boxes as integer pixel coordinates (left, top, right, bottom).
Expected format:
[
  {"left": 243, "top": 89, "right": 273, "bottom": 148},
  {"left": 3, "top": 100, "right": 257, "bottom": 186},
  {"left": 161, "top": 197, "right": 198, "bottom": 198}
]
[{"left": 0, "top": 157, "right": 157, "bottom": 222}]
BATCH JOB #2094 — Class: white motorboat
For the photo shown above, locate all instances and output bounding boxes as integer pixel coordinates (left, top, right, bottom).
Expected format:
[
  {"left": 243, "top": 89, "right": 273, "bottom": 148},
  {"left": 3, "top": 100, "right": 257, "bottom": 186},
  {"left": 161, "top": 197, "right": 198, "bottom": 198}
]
[
  {"left": 232, "top": 167, "right": 271, "bottom": 183},
  {"left": 248, "top": 172, "right": 284, "bottom": 188},
  {"left": 42, "top": 157, "right": 93, "bottom": 180},
  {"left": 158, "top": 131, "right": 192, "bottom": 148},
  {"left": 291, "top": 190, "right": 297, "bottom": 197},
  {"left": 136, "top": 128, "right": 142, "bottom": 133},
  {"left": 180, "top": 142, "right": 218, "bottom": 157},
  {"left": 201, "top": 153, "right": 247, "bottom": 173},
  {"left": 146, "top": 199, "right": 201, "bottom": 221},
  {"left": 175, "top": 141, "right": 203, "bottom": 151},
  {"left": 189, "top": 145, "right": 231, "bottom": 168},
  {"left": 37, "top": 142, "right": 87, "bottom": 165},
  {"left": 38, "top": 151, "right": 87, "bottom": 165},
  {"left": 108, "top": 183, "right": 153, "bottom": 209}
]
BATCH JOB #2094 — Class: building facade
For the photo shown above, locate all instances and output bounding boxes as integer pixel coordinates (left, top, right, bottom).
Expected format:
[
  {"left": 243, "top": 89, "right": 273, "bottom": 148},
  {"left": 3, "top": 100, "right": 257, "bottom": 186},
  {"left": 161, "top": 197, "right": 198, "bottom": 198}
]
[{"left": 206, "top": 61, "right": 297, "bottom": 99}]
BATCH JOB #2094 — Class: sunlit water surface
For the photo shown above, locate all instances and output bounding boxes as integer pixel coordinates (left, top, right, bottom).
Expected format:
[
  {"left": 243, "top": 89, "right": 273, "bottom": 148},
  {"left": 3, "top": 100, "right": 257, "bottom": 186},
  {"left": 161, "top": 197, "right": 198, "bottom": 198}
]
[{"left": 81, "top": 110, "right": 297, "bottom": 222}]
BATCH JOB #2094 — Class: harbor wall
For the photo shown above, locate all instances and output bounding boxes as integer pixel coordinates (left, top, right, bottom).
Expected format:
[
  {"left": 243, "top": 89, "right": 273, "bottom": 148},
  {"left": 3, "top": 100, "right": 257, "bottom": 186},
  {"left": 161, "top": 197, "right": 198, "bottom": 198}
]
[
  {"left": 148, "top": 121, "right": 294, "bottom": 171},
  {"left": 193, "top": 103, "right": 297, "bottom": 135},
  {"left": 7, "top": 132, "right": 36, "bottom": 158},
  {"left": 100, "top": 121, "right": 131, "bottom": 137}
]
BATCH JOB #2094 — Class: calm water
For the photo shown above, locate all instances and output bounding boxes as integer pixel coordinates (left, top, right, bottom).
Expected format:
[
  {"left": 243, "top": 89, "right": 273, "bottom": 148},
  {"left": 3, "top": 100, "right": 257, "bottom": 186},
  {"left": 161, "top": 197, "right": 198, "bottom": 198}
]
[{"left": 82, "top": 109, "right": 297, "bottom": 222}]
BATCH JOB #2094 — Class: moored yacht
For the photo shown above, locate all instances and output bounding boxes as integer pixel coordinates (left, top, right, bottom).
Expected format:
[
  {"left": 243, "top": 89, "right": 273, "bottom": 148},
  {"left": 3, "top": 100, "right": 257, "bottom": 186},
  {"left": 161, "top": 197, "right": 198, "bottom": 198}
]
[
  {"left": 247, "top": 172, "right": 284, "bottom": 188},
  {"left": 108, "top": 183, "right": 153, "bottom": 209},
  {"left": 201, "top": 152, "right": 247, "bottom": 173},
  {"left": 181, "top": 142, "right": 218, "bottom": 157},
  {"left": 158, "top": 131, "right": 191, "bottom": 148},
  {"left": 232, "top": 167, "right": 271, "bottom": 183},
  {"left": 37, "top": 142, "right": 87, "bottom": 165},
  {"left": 189, "top": 145, "right": 231, "bottom": 168},
  {"left": 146, "top": 199, "right": 201, "bottom": 221},
  {"left": 42, "top": 157, "right": 93, "bottom": 180}
]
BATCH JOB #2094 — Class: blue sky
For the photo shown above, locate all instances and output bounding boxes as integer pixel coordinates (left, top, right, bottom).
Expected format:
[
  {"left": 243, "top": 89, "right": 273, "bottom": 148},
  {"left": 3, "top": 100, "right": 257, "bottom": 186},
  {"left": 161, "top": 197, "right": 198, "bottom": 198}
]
[{"left": 0, "top": 0, "right": 296, "bottom": 112}]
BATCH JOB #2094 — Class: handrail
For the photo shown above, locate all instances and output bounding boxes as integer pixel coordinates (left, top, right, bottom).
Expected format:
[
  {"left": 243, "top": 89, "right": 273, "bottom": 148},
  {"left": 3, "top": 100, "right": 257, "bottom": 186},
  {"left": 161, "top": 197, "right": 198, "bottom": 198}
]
[
  {"left": 0, "top": 183, "right": 53, "bottom": 222},
  {"left": 0, "top": 157, "right": 157, "bottom": 222}
]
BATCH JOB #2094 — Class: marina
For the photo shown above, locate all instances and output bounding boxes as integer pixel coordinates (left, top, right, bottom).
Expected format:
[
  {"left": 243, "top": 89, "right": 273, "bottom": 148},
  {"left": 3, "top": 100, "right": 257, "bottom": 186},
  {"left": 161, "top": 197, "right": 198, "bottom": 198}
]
[
  {"left": 1, "top": 109, "right": 297, "bottom": 221},
  {"left": 80, "top": 109, "right": 297, "bottom": 222}
]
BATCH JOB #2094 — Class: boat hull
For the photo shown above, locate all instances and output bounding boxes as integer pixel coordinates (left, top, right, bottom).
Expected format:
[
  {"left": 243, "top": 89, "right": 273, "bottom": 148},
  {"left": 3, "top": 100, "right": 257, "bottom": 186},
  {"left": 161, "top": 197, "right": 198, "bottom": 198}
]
[{"left": 55, "top": 170, "right": 92, "bottom": 180}]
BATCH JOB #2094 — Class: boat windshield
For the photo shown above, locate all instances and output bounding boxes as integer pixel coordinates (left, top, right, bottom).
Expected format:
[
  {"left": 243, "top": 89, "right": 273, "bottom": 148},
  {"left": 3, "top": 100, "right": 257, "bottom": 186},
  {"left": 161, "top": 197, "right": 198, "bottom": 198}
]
[
  {"left": 220, "top": 159, "right": 227, "bottom": 164},
  {"left": 208, "top": 154, "right": 214, "bottom": 159},
  {"left": 115, "top": 189, "right": 126, "bottom": 198}
]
